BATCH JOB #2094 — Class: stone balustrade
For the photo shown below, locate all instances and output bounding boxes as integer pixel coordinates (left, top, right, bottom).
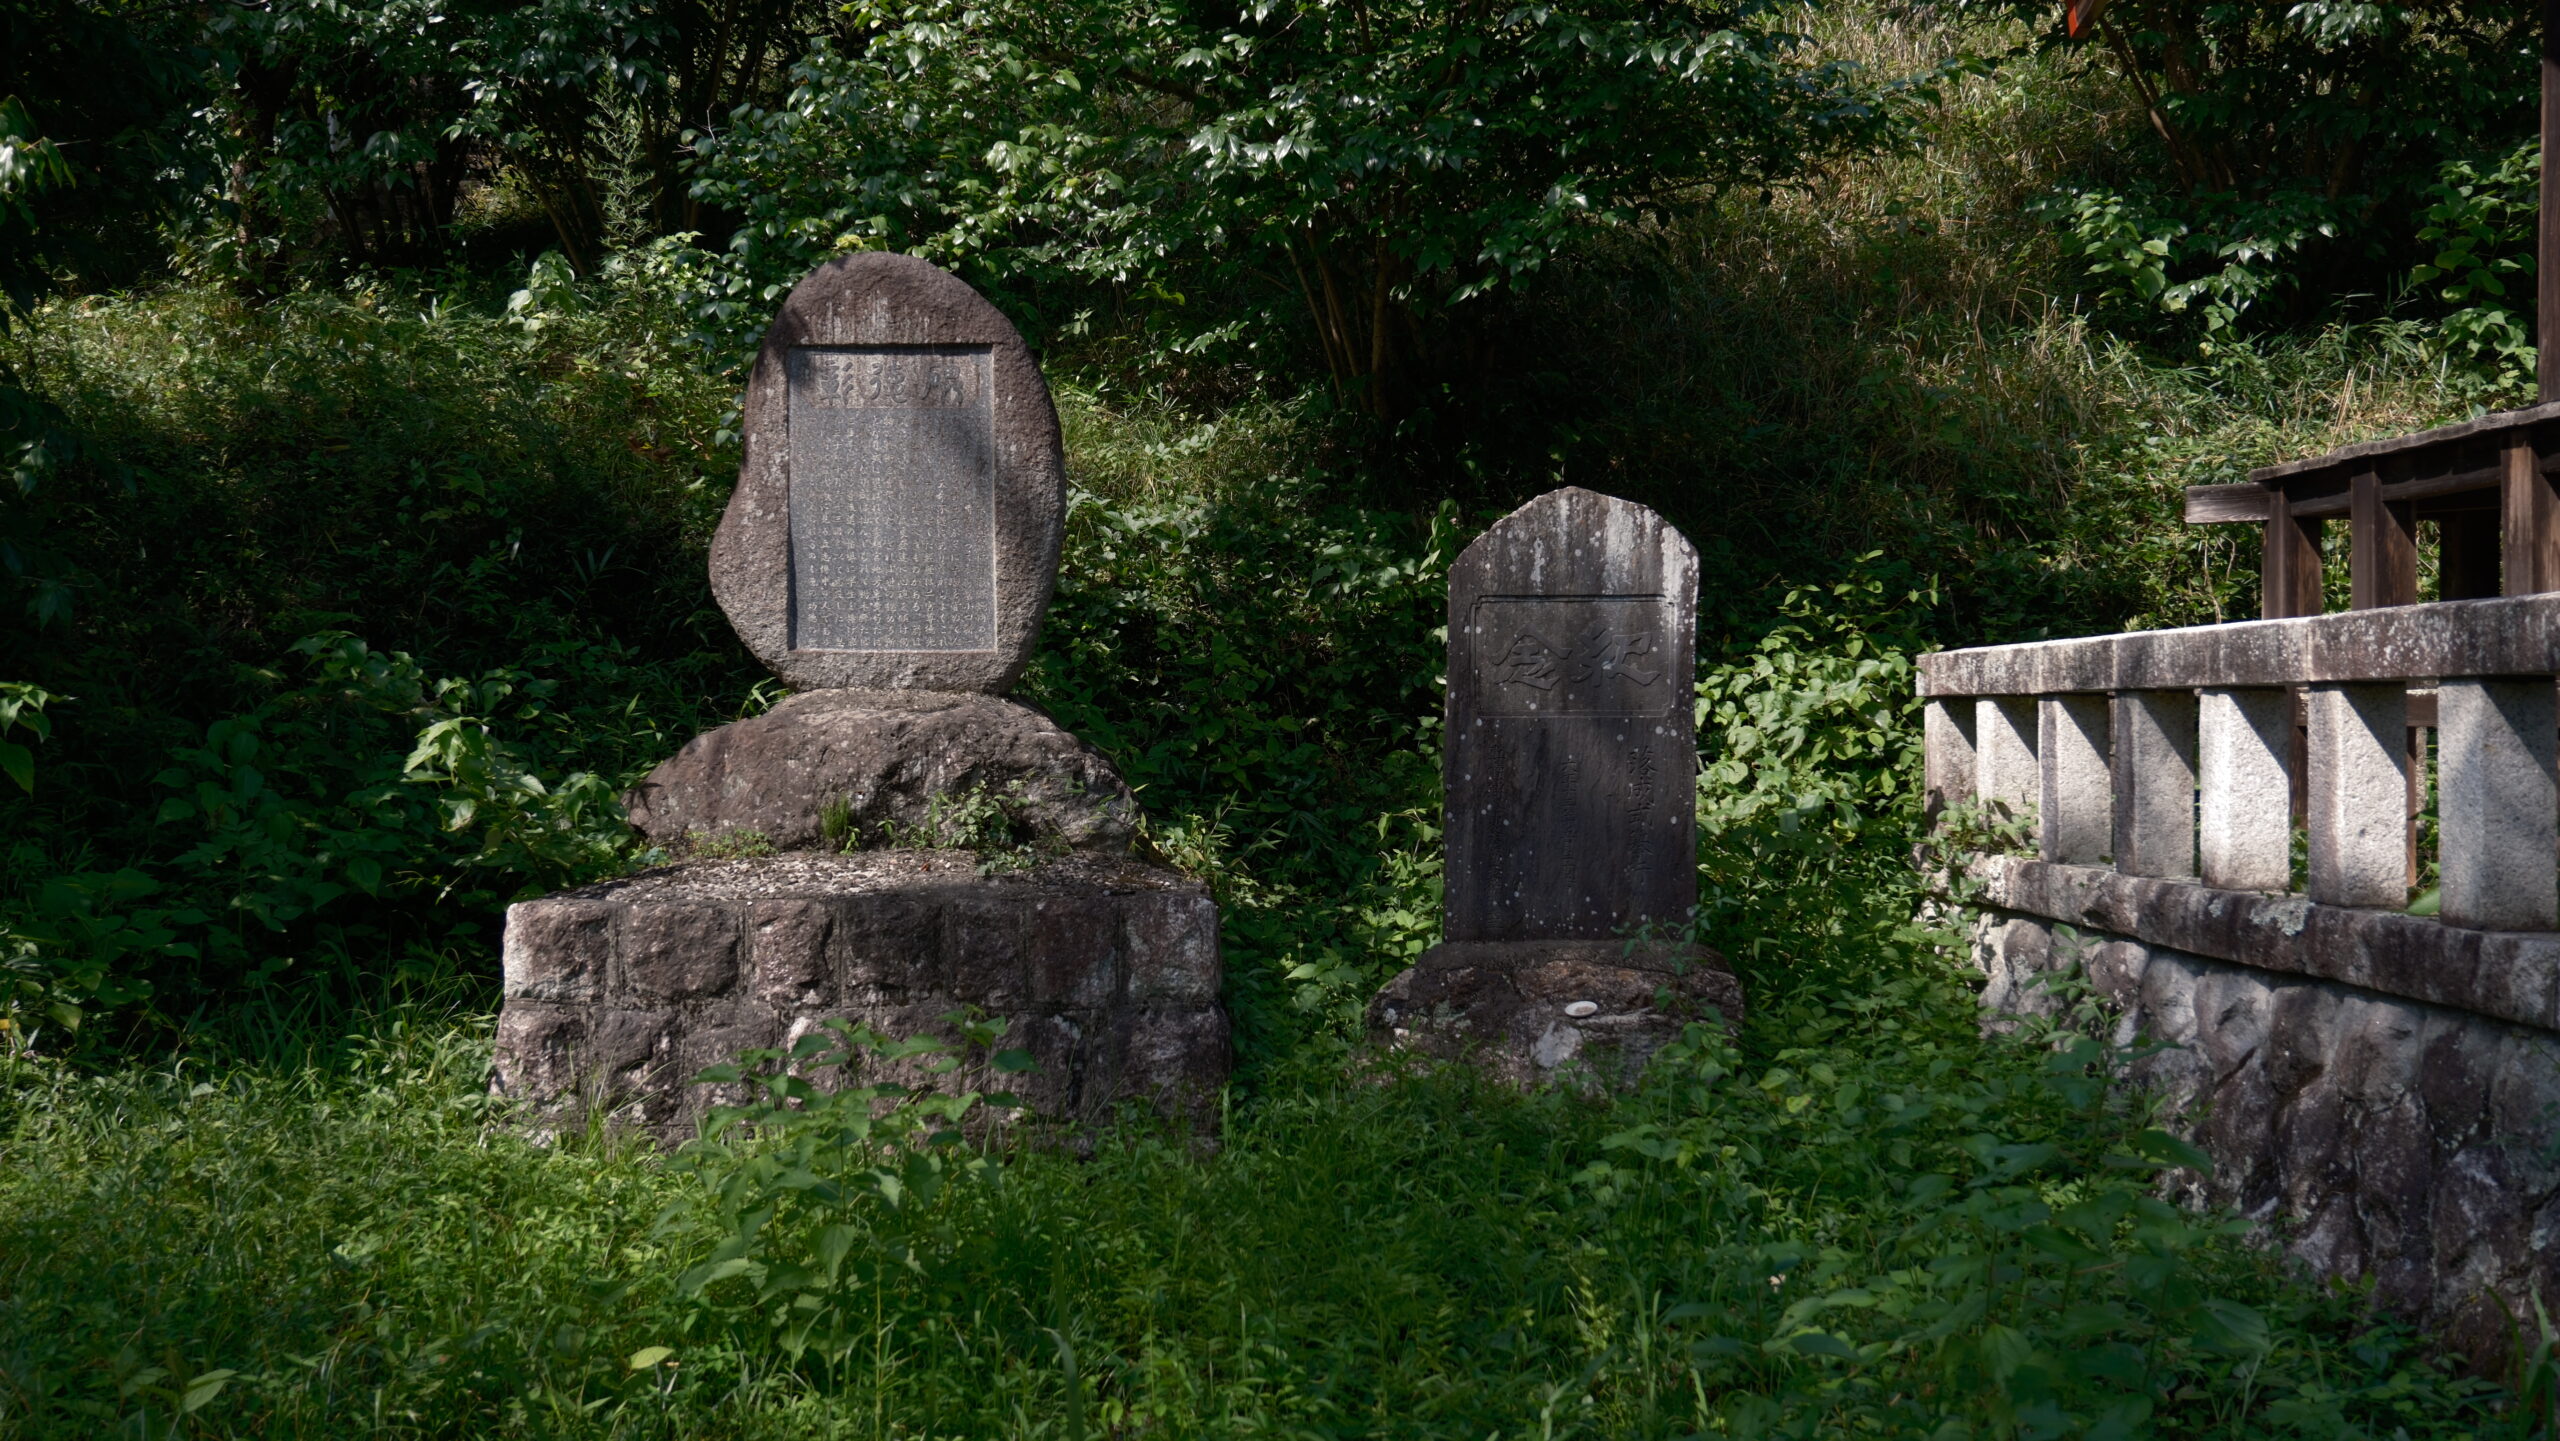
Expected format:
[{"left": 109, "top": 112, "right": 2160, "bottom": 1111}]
[
  {"left": 1924, "top": 594, "right": 2560, "bottom": 943},
  {"left": 1920, "top": 594, "right": 2560, "bottom": 1359}
]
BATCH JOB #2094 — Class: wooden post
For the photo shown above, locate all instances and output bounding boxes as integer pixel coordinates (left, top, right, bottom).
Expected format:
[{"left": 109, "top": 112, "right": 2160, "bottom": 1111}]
[
  {"left": 2262, "top": 505, "right": 2324, "bottom": 618},
  {"left": 2503, "top": 432, "right": 2560, "bottom": 593},
  {"left": 2348, "top": 468, "right": 2416, "bottom": 608},
  {"left": 2544, "top": 0, "right": 2560, "bottom": 403}
]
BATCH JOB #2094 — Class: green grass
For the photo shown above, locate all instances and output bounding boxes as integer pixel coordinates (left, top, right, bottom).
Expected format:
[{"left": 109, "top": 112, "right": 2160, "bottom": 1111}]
[
  {"left": 1, "top": 9, "right": 2548, "bottom": 1435},
  {"left": 0, "top": 971, "right": 2517, "bottom": 1439}
]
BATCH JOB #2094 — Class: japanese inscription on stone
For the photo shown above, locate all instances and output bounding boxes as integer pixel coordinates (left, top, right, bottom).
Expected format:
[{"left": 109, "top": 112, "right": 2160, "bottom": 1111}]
[
  {"left": 1444, "top": 490, "right": 1699, "bottom": 944},
  {"left": 714, "top": 252, "right": 1066, "bottom": 692},
  {"left": 787, "top": 345, "right": 996, "bottom": 652}
]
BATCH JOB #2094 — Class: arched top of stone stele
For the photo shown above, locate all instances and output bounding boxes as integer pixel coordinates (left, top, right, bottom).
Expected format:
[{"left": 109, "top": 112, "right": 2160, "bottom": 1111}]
[
  {"left": 712, "top": 252, "right": 1066, "bottom": 692},
  {"left": 1449, "top": 486, "right": 1697, "bottom": 612}
]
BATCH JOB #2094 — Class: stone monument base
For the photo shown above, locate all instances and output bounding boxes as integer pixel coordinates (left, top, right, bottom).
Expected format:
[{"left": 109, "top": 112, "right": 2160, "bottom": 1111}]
[
  {"left": 621, "top": 688, "right": 1138, "bottom": 857},
  {"left": 492, "top": 851, "right": 1225, "bottom": 1145},
  {"left": 1367, "top": 940, "right": 1743, "bottom": 1089}
]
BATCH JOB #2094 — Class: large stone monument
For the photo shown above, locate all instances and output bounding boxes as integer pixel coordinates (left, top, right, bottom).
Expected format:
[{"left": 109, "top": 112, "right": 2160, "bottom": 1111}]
[
  {"left": 1369, "top": 487, "right": 1742, "bottom": 1085},
  {"left": 493, "top": 254, "right": 1228, "bottom": 1142}
]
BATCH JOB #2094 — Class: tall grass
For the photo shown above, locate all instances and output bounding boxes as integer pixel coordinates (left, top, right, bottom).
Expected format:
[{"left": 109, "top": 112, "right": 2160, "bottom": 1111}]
[
  {"left": 0, "top": 984, "right": 2516, "bottom": 1437},
  {"left": 0, "top": 7, "right": 2544, "bottom": 1433}
]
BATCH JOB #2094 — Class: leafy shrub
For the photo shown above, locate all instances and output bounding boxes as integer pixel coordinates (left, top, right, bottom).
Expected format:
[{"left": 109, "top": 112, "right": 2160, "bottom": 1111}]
[
  {"left": 1692, "top": 559, "right": 1935, "bottom": 1002},
  {"left": 2408, "top": 141, "right": 2540, "bottom": 398},
  {"left": 686, "top": 0, "right": 1915, "bottom": 401},
  {"left": 667, "top": 1014, "right": 1032, "bottom": 1369}
]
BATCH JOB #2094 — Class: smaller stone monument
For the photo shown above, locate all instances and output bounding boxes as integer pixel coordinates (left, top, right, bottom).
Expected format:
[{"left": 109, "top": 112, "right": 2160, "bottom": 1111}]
[
  {"left": 494, "top": 254, "right": 1228, "bottom": 1142},
  {"left": 1369, "top": 487, "right": 1742, "bottom": 1086}
]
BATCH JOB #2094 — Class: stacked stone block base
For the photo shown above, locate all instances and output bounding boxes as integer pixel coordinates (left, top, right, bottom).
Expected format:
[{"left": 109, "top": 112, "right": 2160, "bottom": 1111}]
[
  {"left": 493, "top": 851, "right": 1226, "bottom": 1144},
  {"left": 1979, "top": 910, "right": 2560, "bottom": 1363}
]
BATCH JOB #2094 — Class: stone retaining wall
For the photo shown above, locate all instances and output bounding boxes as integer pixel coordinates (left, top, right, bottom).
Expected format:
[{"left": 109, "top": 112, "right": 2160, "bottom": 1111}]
[{"left": 1977, "top": 907, "right": 2560, "bottom": 1360}]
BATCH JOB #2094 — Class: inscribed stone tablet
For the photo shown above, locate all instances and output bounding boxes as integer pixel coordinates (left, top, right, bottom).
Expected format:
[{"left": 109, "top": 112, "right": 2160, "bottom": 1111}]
[
  {"left": 1444, "top": 488, "right": 1699, "bottom": 944},
  {"left": 714, "top": 253, "right": 1065, "bottom": 692},
  {"left": 786, "top": 346, "right": 995, "bottom": 651}
]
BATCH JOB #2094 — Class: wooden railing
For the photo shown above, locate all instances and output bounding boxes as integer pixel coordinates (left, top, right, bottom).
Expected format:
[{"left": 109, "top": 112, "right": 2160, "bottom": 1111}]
[
  {"left": 1920, "top": 596, "right": 2560, "bottom": 1031},
  {"left": 2185, "top": 399, "right": 2560, "bottom": 616}
]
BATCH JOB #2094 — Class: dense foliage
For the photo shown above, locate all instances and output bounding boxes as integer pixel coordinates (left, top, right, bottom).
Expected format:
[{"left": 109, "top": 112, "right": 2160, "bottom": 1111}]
[{"left": 5, "top": 0, "right": 2560, "bottom": 1434}]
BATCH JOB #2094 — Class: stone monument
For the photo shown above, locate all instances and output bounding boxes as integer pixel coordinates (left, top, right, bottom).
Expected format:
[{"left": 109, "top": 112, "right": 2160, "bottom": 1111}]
[
  {"left": 1369, "top": 487, "right": 1742, "bottom": 1085},
  {"left": 493, "top": 254, "right": 1228, "bottom": 1142}
]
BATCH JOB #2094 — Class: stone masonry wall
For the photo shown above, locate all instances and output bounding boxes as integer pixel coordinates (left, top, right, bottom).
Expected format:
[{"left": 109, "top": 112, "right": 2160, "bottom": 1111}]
[
  {"left": 494, "top": 851, "right": 1226, "bottom": 1144},
  {"left": 1978, "top": 910, "right": 2560, "bottom": 1360}
]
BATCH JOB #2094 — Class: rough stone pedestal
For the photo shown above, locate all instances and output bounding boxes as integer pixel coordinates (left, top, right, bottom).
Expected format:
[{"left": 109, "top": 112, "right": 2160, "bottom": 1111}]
[
  {"left": 492, "top": 852, "right": 1225, "bottom": 1144},
  {"left": 623, "top": 689, "right": 1138, "bottom": 857},
  {"left": 1367, "top": 941, "right": 1743, "bottom": 1089}
]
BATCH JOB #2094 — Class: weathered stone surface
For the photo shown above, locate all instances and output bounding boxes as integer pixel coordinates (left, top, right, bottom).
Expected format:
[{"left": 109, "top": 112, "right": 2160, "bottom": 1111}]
[
  {"left": 1917, "top": 593, "right": 2560, "bottom": 696},
  {"left": 1444, "top": 488, "right": 1699, "bottom": 943},
  {"left": 2038, "top": 694, "right": 2110, "bottom": 864},
  {"left": 1974, "top": 907, "right": 2560, "bottom": 1369},
  {"left": 2306, "top": 683, "right": 2406, "bottom": 908},
  {"left": 622, "top": 688, "right": 1137, "bottom": 856},
  {"left": 2198, "top": 688, "right": 2292, "bottom": 891},
  {"left": 1963, "top": 854, "right": 2560, "bottom": 1031},
  {"left": 492, "top": 852, "right": 1224, "bottom": 1143},
  {"left": 2111, "top": 690, "right": 2197, "bottom": 879},
  {"left": 1367, "top": 941, "right": 1742, "bottom": 1090},
  {"left": 1970, "top": 697, "right": 2036, "bottom": 828},
  {"left": 714, "top": 252, "right": 1065, "bottom": 693},
  {"left": 2438, "top": 677, "right": 2560, "bottom": 930}
]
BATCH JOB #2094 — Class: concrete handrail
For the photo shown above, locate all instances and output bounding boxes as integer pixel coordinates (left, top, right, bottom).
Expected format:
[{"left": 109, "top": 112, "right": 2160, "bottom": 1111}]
[{"left": 1921, "top": 596, "right": 2560, "bottom": 935}]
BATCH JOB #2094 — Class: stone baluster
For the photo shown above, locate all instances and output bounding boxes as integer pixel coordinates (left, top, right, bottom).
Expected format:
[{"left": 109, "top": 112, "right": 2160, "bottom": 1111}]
[
  {"left": 2306, "top": 684, "right": 2409, "bottom": 907},
  {"left": 2437, "top": 678, "right": 2559, "bottom": 930},
  {"left": 2039, "top": 695, "right": 2111, "bottom": 864},
  {"left": 1924, "top": 698, "right": 1978, "bottom": 827},
  {"left": 2198, "top": 688, "right": 2292, "bottom": 892},
  {"left": 1975, "top": 697, "right": 2038, "bottom": 835},
  {"left": 2112, "top": 690, "right": 2197, "bottom": 879}
]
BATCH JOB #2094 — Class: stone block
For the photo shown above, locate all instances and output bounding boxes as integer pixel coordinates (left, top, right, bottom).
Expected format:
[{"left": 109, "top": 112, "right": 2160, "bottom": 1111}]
[
  {"left": 1121, "top": 1008, "right": 1231, "bottom": 1122},
  {"left": 501, "top": 899, "right": 615, "bottom": 1003},
  {"left": 619, "top": 902, "right": 740, "bottom": 1001},
  {"left": 1027, "top": 895, "right": 1120, "bottom": 1009},
  {"left": 492, "top": 1002, "right": 585, "bottom": 1100},
  {"left": 2484, "top": 1029, "right": 2560, "bottom": 1195},
  {"left": 585, "top": 1007, "right": 678, "bottom": 1089},
  {"left": 1125, "top": 892, "right": 1221, "bottom": 1004},
  {"left": 836, "top": 890, "right": 938, "bottom": 1000},
  {"left": 1975, "top": 697, "right": 2038, "bottom": 830},
  {"left": 2198, "top": 688, "right": 2291, "bottom": 891},
  {"left": 748, "top": 899, "right": 835, "bottom": 1008},
  {"left": 2263, "top": 981, "right": 2342, "bottom": 1099},
  {"left": 2039, "top": 694, "right": 2111, "bottom": 865},
  {"left": 942, "top": 892, "right": 1029, "bottom": 1003},
  {"left": 2438, "top": 677, "right": 2559, "bottom": 931},
  {"left": 2112, "top": 690, "right": 2197, "bottom": 879},
  {"left": 2416, "top": 1019, "right": 2495, "bottom": 1141},
  {"left": 2307, "top": 683, "right": 2408, "bottom": 907},
  {"left": 670, "top": 1001, "right": 783, "bottom": 1115}
]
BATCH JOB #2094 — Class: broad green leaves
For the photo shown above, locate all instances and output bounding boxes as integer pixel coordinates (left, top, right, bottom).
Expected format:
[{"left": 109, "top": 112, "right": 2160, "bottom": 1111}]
[{"left": 687, "top": 0, "right": 1910, "bottom": 404}]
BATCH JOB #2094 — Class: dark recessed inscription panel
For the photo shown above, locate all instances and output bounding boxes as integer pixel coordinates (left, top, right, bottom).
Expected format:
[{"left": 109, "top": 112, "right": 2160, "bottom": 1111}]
[
  {"left": 788, "top": 345, "right": 996, "bottom": 651},
  {"left": 1442, "top": 489, "right": 1699, "bottom": 944},
  {"left": 1467, "top": 597, "right": 1673, "bottom": 717}
]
